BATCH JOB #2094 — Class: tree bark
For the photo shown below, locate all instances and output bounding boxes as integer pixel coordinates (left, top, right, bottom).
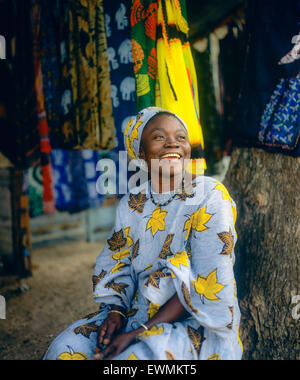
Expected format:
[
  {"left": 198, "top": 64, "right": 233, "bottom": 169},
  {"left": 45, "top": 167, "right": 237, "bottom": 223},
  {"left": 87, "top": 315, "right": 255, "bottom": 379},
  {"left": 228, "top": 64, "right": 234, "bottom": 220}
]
[{"left": 224, "top": 147, "right": 300, "bottom": 360}]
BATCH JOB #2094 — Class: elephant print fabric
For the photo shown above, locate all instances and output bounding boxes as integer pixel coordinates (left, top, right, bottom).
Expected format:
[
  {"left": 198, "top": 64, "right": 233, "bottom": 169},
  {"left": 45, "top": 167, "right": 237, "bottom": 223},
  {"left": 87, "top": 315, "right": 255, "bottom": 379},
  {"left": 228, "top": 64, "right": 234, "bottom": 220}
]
[{"left": 103, "top": 0, "right": 136, "bottom": 152}]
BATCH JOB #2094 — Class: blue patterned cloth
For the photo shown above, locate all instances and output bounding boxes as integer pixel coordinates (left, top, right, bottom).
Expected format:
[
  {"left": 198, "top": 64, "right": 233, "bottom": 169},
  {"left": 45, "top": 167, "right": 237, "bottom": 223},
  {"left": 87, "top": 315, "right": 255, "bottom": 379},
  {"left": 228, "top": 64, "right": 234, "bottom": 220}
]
[
  {"left": 51, "top": 150, "right": 103, "bottom": 213},
  {"left": 258, "top": 75, "right": 300, "bottom": 151},
  {"left": 233, "top": 0, "right": 300, "bottom": 156},
  {"left": 103, "top": 0, "right": 136, "bottom": 194},
  {"left": 103, "top": 0, "right": 136, "bottom": 150}
]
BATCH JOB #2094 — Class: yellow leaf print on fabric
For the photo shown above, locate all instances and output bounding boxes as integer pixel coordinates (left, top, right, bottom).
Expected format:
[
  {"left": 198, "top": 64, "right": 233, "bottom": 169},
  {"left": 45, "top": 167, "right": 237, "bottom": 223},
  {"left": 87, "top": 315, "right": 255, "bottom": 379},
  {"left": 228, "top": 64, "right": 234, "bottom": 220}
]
[
  {"left": 214, "top": 182, "right": 231, "bottom": 203},
  {"left": 183, "top": 207, "right": 213, "bottom": 240},
  {"left": 207, "top": 353, "right": 221, "bottom": 360},
  {"left": 146, "top": 206, "right": 168, "bottom": 236},
  {"left": 128, "top": 193, "right": 148, "bottom": 214},
  {"left": 193, "top": 269, "right": 224, "bottom": 302},
  {"left": 107, "top": 229, "right": 127, "bottom": 252},
  {"left": 57, "top": 351, "right": 89, "bottom": 360},
  {"left": 169, "top": 269, "right": 176, "bottom": 279},
  {"left": 131, "top": 121, "right": 143, "bottom": 144},
  {"left": 111, "top": 261, "right": 127, "bottom": 274},
  {"left": 168, "top": 251, "right": 189, "bottom": 268},
  {"left": 127, "top": 307, "right": 138, "bottom": 318},
  {"left": 234, "top": 279, "right": 237, "bottom": 298},
  {"left": 159, "top": 233, "right": 174, "bottom": 259},
  {"left": 84, "top": 310, "right": 101, "bottom": 320},
  {"left": 124, "top": 227, "right": 133, "bottom": 247},
  {"left": 123, "top": 117, "right": 134, "bottom": 139},
  {"left": 237, "top": 323, "right": 243, "bottom": 352},
  {"left": 217, "top": 227, "right": 234, "bottom": 259},
  {"left": 111, "top": 248, "right": 131, "bottom": 261},
  {"left": 126, "top": 135, "right": 136, "bottom": 159},
  {"left": 143, "top": 264, "right": 153, "bottom": 272},
  {"left": 137, "top": 325, "right": 164, "bottom": 339},
  {"left": 104, "top": 280, "right": 129, "bottom": 295},
  {"left": 226, "top": 306, "right": 234, "bottom": 330},
  {"left": 232, "top": 204, "right": 237, "bottom": 225},
  {"left": 165, "top": 350, "right": 176, "bottom": 360},
  {"left": 134, "top": 291, "right": 140, "bottom": 303},
  {"left": 232, "top": 204, "right": 237, "bottom": 236},
  {"left": 127, "top": 353, "right": 139, "bottom": 360},
  {"left": 181, "top": 282, "right": 199, "bottom": 315},
  {"left": 187, "top": 325, "right": 205, "bottom": 356},
  {"left": 131, "top": 239, "right": 140, "bottom": 262},
  {"left": 73, "top": 322, "right": 98, "bottom": 338},
  {"left": 92, "top": 269, "right": 107, "bottom": 292},
  {"left": 145, "top": 270, "right": 169, "bottom": 289},
  {"left": 147, "top": 301, "right": 160, "bottom": 320}
]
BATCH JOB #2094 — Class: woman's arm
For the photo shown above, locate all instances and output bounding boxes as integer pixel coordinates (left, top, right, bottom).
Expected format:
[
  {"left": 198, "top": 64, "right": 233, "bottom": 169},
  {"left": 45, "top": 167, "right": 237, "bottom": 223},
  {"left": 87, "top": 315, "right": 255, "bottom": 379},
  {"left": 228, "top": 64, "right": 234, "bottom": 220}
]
[{"left": 138, "top": 293, "right": 189, "bottom": 330}]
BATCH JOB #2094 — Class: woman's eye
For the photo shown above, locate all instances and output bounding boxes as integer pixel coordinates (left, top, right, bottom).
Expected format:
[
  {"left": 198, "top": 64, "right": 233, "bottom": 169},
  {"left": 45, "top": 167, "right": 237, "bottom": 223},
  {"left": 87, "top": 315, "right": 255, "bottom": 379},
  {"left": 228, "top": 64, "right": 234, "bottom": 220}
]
[
  {"left": 178, "top": 135, "right": 186, "bottom": 140},
  {"left": 154, "top": 135, "right": 164, "bottom": 140}
]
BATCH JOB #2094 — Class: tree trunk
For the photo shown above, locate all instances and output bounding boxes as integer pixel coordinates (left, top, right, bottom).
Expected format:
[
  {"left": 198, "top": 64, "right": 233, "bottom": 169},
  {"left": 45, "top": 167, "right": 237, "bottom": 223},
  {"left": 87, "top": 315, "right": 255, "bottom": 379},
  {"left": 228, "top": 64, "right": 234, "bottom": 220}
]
[{"left": 224, "top": 147, "right": 300, "bottom": 360}]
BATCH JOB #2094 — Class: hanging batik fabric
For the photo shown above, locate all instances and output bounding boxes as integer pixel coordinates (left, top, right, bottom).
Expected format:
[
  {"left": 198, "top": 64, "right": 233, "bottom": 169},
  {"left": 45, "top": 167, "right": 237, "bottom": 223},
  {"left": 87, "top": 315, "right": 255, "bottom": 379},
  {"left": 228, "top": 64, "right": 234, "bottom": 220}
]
[
  {"left": 130, "top": 0, "right": 158, "bottom": 111},
  {"left": 39, "top": 0, "right": 76, "bottom": 150},
  {"left": 155, "top": 0, "right": 204, "bottom": 153},
  {"left": 103, "top": 0, "right": 136, "bottom": 150},
  {"left": 234, "top": 0, "right": 300, "bottom": 156},
  {"left": 0, "top": 0, "right": 40, "bottom": 169},
  {"left": 130, "top": 0, "right": 205, "bottom": 167},
  {"left": 32, "top": 0, "right": 56, "bottom": 214},
  {"left": 258, "top": 74, "right": 300, "bottom": 151},
  {"left": 68, "top": 0, "right": 116, "bottom": 150},
  {"left": 51, "top": 149, "right": 103, "bottom": 214},
  {"left": 103, "top": 0, "right": 136, "bottom": 194}
]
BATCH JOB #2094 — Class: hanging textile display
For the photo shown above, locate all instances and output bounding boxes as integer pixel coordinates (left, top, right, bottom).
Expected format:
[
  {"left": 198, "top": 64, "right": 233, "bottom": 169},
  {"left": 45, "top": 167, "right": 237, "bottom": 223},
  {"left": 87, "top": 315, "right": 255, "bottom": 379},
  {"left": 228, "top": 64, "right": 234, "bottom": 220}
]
[
  {"left": 103, "top": 0, "right": 137, "bottom": 195},
  {"left": 11, "top": 170, "right": 33, "bottom": 278},
  {"left": 155, "top": 0, "right": 204, "bottom": 153},
  {"left": 130, "top": 0, "right": 158, "bottom": 111},
  {"left": 192, "top": 40, "right": 222, "bottom": 173},
  {"left": 233, "top": 0, "right": 300, "bottom": 156},
  {"left": 39, "top": 0, "right": 75, "bottom": 150},
  {"left": 27, "top": 166, "right": 44, "bottom": 218},
  {"left": 32, "top": 0, "right": 56, "bottom": 215},
  {"left": 68, "top": 0, "right": 116, "bottom": 150},
  {"left": 39, "top": 0, "right": 116, "bottom": 151},
  {"left": 0, "top": 0, "right": 40, "bottom": 169},
  {"left": 131, "top": 0, "right": 205, "bottom": 164},
  {"left": 51, "top": 149, "right": 104, "bottom": 214},
  {"left": 258, "top": 74, "right": 300, "bottom": 151},
  {"left": 27, "top": 156, "right": 57, "bottom": 218},
  {"left": 103, "top": 0, "right": 136, "bottom": 151}
]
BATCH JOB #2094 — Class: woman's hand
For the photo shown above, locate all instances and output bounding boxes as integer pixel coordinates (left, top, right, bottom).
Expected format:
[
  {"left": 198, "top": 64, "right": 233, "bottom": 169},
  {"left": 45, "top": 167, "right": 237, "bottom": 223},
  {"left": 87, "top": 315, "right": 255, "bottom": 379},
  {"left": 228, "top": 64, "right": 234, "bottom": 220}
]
[
  {"left": 94, "top": 331, "right": 137, "bottom": 360},
  {"left": 96, "top": 311, "right": 127, "bottom": 350},
  {"left": 94, "top": 294, "right": 189, "bottom": 360}
]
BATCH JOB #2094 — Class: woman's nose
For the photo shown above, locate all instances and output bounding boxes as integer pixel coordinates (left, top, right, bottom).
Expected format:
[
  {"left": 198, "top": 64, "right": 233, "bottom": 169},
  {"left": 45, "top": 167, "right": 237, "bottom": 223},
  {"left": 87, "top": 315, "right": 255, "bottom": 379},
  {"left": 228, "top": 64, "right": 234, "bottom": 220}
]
[{"left": 164, "top": 136, "right": 179, "bottom": 147}]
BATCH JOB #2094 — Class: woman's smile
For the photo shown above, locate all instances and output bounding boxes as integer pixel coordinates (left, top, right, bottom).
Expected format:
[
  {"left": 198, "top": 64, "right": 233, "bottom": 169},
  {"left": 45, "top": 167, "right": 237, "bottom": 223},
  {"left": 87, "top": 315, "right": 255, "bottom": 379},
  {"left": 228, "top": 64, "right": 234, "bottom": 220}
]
[{"left": 139, "top": 114, "right": 191, "bottom": 172}]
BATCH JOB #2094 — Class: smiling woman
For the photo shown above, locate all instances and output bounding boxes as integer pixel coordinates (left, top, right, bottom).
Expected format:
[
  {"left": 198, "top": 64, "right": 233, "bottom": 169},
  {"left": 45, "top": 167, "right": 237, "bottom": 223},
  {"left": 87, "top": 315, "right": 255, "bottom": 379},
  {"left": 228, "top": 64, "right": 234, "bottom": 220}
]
[
  {"left": 139, "top": 111, "right": 191, "bottom": 192},
  {"left": 44, "top": 107, "right": 243, "bottom": 361}
]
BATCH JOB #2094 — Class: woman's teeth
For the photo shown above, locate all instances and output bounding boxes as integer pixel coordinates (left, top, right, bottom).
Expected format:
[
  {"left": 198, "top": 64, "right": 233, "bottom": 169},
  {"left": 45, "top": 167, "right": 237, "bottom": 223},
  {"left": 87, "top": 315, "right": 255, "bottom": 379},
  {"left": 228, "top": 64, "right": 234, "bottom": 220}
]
[{"left": 160, "top": 153, "right": 181, "bottom": 159}]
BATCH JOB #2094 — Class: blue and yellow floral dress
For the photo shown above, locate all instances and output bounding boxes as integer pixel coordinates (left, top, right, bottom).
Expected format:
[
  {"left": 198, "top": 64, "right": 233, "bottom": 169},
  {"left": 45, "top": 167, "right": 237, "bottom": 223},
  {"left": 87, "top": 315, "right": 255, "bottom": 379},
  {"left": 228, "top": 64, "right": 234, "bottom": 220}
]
[{"left": 44, "top": 176, "right": 243, "bottom": 360}]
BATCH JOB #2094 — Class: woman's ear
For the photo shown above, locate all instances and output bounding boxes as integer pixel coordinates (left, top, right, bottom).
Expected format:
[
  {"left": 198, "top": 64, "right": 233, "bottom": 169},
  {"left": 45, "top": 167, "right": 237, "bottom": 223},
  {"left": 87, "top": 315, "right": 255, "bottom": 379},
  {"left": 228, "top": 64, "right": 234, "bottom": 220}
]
[{"left": 139, "top": 146, "right": 146, "bottom": 160}]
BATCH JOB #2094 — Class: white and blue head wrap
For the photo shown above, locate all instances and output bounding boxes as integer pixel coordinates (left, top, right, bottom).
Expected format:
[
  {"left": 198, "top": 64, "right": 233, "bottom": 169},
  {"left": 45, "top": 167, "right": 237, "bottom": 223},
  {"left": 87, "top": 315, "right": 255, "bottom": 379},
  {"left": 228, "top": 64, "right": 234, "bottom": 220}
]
[{"left": 123, "top": 107, "right": 189, "bottom": 160}]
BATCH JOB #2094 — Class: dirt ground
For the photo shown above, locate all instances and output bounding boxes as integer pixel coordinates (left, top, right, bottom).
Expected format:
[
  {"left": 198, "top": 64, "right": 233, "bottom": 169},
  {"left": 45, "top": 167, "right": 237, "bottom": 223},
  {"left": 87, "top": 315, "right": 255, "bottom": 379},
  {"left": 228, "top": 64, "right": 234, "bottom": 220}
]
[{"left": 0, "top": 240, "right": 105, "bottom": 360}]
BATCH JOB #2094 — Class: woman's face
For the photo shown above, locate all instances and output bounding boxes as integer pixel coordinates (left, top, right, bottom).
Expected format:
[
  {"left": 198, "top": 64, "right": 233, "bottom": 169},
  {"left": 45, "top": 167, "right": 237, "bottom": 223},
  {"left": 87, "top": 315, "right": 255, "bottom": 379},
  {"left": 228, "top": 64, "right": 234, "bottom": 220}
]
[{"left": 139, "top": 114, "right": 191, "bottom": 181}]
